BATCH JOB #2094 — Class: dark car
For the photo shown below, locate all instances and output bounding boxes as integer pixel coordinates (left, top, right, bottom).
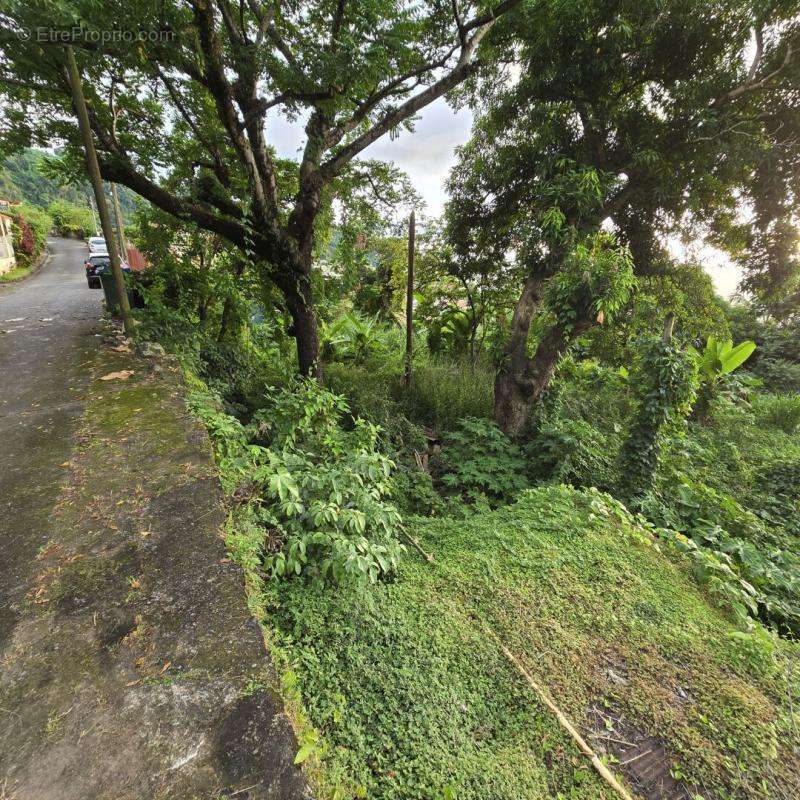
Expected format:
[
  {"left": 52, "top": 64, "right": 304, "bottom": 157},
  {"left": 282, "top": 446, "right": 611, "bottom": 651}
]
[{"left": 84, "top": 253, "right": 129, "bottom": 288}]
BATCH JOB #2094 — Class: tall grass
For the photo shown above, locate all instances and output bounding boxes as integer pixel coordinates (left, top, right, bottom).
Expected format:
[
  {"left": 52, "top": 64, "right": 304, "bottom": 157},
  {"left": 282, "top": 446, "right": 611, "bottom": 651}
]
[
  {"left": 400, "top": 354, "right": 494, "bottom": 430},
  {"left": 326, "top": 351, "right": 495, "bottom": 433}
]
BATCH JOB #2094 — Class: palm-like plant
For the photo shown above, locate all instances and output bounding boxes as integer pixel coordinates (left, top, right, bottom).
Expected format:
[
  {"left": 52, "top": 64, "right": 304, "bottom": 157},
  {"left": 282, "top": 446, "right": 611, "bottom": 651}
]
[{"left": 695, "top": 336, "right": 757, "bottom": 385}]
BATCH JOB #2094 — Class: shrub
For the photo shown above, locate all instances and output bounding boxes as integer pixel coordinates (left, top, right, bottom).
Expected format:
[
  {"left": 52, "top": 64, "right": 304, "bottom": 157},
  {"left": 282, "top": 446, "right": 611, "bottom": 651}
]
[
  {"left": 325, "top": 362, "right": 403, "bottom": 431},
  {"left": 321, "top": 311, "right": 401, "bottom": 365},
  {"left": 198, "top": 379, "right": 405, "bottom": 587},
  {"left": 15, "top": 217, "right": 34, "bottom": 257},
  {"left": 7, "top": 202, "right": 51, "bottom": 266},
  {"left": 617, "top": 337, "right": 697, "bottom": 502},
  {"left": 390, "top": 464, "right": 445, "bottom": 517},
  {"left": 644, "top": 470, "right": 800, "bottom": 633},
  {"left": 199, "top": 325, "right": 291, "bottom": 416},
  {"left": 750, "top": 459, "right": 800, "bottom": 534},
  {"left": 47, "top": 199, "right": 95, "bottom": 238},
  {"left": 527, "top": 417, "right": 619, "bottom": 489},
  {"left": 748, "top": 358, "right": 800, "bottom": 394},
  {"left": 437, "top": 417, "right": 529, "bottom": 505},
  {"left": 752, "top": 393, "right": 800, "bottom": 434}
]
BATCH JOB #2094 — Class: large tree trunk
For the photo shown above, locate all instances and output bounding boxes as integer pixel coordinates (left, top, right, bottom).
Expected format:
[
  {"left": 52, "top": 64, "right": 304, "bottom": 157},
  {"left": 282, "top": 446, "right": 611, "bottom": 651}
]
[
  {"left": 284, "top": 274, "right": 323, "bottom": 382},
  {"left": 493, "top": 274, "right": 546, "bottom": 437},
  {"left": 494, "top": 273, "right": 594, "bottom": 438}
]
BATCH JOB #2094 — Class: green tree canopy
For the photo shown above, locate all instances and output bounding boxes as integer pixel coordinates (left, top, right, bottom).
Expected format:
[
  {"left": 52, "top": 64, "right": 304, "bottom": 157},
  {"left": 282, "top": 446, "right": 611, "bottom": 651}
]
[
  {"left": 0, "top": 0, "right": 520, "bottom": 375},
  {"left": 445, "top": 0, "right": 800, "bottom": 434}
]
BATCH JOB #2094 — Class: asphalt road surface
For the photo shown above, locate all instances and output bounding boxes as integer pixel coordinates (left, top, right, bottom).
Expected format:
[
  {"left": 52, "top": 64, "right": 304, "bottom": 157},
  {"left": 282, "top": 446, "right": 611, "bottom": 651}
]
[{"left": 0, "top": 237, "right": 102, "bottom": 644}]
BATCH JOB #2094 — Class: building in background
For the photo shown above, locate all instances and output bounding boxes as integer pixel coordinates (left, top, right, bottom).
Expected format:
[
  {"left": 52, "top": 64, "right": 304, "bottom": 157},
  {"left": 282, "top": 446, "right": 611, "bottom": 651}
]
[{"left": 0, "top": 211, "right": 16, "bottom": 275}]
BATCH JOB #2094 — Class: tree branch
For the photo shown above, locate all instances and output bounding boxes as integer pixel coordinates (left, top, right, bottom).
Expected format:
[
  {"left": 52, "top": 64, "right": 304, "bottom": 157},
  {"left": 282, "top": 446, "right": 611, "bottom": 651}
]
[
  {"left": 747, "top": 26, "right": 764, "bottom": 82},
  {"left": 155, "top": 65, "right": 231, "bottom": 186},
  {"left": 321, "top": 15, "right": 504, "bottom": 178},
  {"left": 713, "top": 36, "right": 795, "bottom": 107},
  {"left": 191, "top": 0, "right": 277, "bottom": 218}
]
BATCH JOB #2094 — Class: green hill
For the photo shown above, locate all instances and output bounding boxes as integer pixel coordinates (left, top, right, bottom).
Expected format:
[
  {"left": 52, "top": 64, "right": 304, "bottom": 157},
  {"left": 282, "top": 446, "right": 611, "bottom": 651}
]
[{"left": 0, "top": 148, "right": 137, "bottom": 217}]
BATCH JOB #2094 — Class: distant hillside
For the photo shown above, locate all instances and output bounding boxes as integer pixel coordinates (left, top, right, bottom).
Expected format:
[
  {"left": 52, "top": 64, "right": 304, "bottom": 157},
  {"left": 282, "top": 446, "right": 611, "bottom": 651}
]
[{"left": 0, "top": 148, "right": 138, "bottom": 219}]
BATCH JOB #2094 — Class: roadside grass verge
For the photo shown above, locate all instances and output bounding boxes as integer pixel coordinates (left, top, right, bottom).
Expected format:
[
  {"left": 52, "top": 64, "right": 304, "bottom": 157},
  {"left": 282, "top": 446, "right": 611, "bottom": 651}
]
[
  {"left": 0, "top": 248, "right": 51, "bottom": 283},
  {"left": 0, "top": 264, "right": 35, "bottom": 283}
]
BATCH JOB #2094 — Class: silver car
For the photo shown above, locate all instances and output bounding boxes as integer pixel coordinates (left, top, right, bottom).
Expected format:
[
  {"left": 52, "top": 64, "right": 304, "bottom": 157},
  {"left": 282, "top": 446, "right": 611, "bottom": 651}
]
[{"left": 87, "top": 236, "right": 107, "bottom": 253}]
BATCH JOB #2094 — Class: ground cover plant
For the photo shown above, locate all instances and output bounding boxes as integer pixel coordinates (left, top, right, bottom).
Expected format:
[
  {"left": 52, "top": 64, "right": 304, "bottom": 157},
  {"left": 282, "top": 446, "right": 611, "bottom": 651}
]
[
  {"left": 257, "top": 487, "right": 799, "bottom": 800},
  {"left": 141, "top": 284, "right": 800, "bottom": 798},
  {"left": 123, "top": 165, "right": 800, "bottom": 794}
]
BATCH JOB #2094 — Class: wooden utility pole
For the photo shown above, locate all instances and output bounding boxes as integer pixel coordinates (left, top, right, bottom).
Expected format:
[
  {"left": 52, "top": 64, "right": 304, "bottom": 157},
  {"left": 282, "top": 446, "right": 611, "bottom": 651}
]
[
  {"left": 403, "top": 210, "right": 415, "bottom": 388},
  {"left": 65, "top": 46, "right": 134, "bottom": 335},
  {"left": 110, "top": 183, "right": 127, "bottom": 263}
]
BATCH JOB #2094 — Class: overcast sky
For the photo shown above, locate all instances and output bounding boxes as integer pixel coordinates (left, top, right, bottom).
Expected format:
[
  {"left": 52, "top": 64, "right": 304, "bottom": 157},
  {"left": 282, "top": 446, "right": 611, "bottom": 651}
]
[
  {"left": 268, "top": 96, "right": 472, "bottom": 215},
  {"left": 268, "top": 98, "right": 741, "bottom": 299}
]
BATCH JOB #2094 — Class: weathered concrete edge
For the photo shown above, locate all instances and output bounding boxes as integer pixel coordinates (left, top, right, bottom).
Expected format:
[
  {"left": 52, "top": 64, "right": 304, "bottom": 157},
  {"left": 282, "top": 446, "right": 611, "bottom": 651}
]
[{"left": 0, "top": 336, "right": 311, "bottom": 800}]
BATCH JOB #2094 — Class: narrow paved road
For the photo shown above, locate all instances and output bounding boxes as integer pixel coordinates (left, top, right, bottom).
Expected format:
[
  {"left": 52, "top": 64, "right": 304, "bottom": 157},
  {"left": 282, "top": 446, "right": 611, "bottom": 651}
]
[{"left": 0, "top": 238, "right": 102, "bottom": 644}]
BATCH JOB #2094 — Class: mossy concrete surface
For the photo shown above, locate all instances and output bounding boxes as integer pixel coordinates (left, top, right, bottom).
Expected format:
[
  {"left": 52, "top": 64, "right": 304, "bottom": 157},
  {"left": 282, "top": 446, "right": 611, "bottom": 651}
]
[{"left": 0, "top": 239, "right": 308, "bottom": 800}]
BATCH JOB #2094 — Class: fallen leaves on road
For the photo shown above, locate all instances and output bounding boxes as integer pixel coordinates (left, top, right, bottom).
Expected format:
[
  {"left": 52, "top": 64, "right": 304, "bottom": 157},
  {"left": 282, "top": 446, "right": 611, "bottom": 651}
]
[
  {"left": 110, "top": 344, "right": 132, "bottom": 352},
  {"left": 99, "top": 370, "right": 134, "bottom": 381}
]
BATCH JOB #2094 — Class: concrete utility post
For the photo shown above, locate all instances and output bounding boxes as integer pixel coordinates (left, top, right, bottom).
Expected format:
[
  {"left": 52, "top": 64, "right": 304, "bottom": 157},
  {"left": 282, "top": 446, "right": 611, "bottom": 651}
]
[
  {"left": 110, "top": 183, "right": 127, "bottom": 263},
  {"left": 65, "top": 45, "right": 134, "bottom": 335},
  {"left": 403, "top": 210, "right": 415, "bottom": 388},
  {"left": 88, "top": 193, "right": 99, "bottom": 236}
]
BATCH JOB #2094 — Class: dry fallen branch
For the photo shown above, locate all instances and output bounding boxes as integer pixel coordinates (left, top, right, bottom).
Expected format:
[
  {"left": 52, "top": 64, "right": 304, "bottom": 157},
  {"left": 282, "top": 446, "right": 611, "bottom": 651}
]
[
  {"left": 398, "top": 525, "right": 435, "bottom": 563},
  {"left": 482, "top": 624, "right": 636, "bottom": 800}
]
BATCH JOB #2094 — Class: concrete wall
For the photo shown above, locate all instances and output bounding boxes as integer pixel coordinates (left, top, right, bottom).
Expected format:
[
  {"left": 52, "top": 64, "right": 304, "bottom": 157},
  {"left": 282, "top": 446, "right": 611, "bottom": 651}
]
[{"left": 0, "top": 215, "right": 16, "bottom": 275}]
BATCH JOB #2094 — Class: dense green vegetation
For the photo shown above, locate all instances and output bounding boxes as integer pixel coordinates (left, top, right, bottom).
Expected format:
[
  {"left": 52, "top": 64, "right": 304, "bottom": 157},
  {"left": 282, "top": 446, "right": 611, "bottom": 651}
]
[
  {"left": 2, "top": 1, "right": 799, "bottom": 797},
  {"left": 0, "top": 148, "right": 137, "bottom": 218},
  {"left": 46, "top": 198, "right": 95, "bottom": 238},
  {"left": 1, "top": 201, "right": 52, "bottom": 279},
  {"left": 122, "top": 211, "right": 800, "bottom": 795},
  {"left": 258, "top": 489, "right": 797, "bottom": 799}
]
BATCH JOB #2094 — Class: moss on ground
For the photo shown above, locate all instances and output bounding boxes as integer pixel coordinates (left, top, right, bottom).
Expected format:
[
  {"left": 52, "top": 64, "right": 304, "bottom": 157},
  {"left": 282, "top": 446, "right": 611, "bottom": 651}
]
[
  {"left": 3, "top": 335, "right": 307, "bottom": 799},
  {"left": 246, "top": 485, "right": 800, "bottom": 800}
]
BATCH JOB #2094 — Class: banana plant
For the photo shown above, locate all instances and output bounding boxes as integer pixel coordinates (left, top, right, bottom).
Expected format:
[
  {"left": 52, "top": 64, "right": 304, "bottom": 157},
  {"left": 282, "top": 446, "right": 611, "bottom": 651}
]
[
  {"left": 694, "top": 335, "right": 757, "bottom": 386},
  {"left": 691, "top": 335, "right": 756, "bottom": 421}
]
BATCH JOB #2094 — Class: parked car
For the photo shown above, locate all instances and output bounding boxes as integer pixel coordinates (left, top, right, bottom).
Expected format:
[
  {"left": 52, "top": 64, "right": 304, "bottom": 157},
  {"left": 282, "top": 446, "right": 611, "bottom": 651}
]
[
  {"left": 87, "top": 236, "right": 107, "bottom": 253},
  {"left": 84, "top": 252, "right": 129, "bottom": 288}
]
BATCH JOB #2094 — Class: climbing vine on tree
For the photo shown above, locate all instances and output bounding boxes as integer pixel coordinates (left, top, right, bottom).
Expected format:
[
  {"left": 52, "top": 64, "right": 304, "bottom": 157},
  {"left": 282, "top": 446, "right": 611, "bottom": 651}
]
[{"left": 618, "top": 336, "right": 698, "bottom": 504}]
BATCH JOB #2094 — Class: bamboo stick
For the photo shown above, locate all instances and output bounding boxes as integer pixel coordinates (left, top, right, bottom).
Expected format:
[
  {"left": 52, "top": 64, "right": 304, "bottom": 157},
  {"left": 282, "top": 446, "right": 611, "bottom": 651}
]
[{"left": 485, "top": 626, "right": 636, "bottom": 800}]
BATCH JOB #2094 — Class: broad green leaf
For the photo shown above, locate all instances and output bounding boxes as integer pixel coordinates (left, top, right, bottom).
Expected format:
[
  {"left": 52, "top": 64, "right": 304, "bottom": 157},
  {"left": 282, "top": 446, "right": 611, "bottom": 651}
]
[{"left": 719, "top": 340, "right": 756, "bottom": 373}]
